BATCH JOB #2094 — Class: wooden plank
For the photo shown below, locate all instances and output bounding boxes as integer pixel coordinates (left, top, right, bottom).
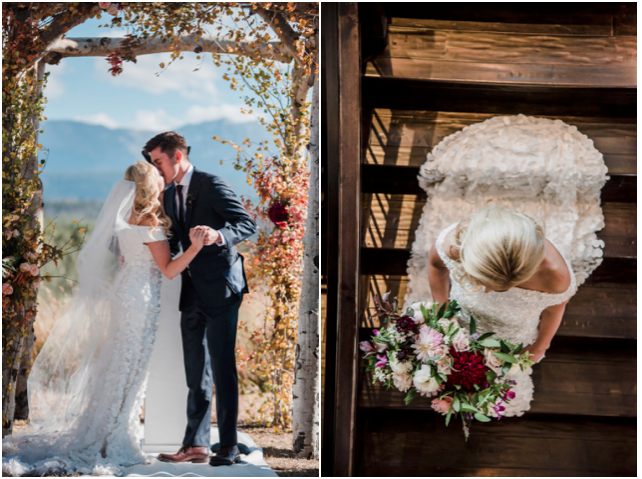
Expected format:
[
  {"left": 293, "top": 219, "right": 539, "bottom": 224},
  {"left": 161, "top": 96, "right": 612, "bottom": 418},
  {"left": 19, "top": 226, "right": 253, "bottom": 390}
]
[
  {"left": 322, "top": 3, "right": 361, "bottom": 477},
  {"left": 359, "top": 338, "right": 636, "bottom": 417},
  {"left": 389, "top": 17, "right": 615, "bottom": 36},
  {"left": 356, "top": 409, "right": 636, "bottom": 476},
  {"left": 361, "top": 248, "right": 636, "bottom": 284},
  {"left": 361, "top": 165, "right": 636, "bottom": 204},
  {"left": 366, "top": 110, "right": 637, "bottom": 173},
  {"left": 362, "top": 77, "right": 637, "bottom": 118},
  {"left": 360, "top": 274, "right": 636, "bottom": 339}
]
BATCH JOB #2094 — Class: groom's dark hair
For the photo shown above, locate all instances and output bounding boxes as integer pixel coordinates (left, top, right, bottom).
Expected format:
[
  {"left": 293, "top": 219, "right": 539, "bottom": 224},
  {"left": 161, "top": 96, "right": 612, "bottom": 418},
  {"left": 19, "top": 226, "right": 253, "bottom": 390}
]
[{"left": 144, "top": 131, "right": 189, "bottom": 161}]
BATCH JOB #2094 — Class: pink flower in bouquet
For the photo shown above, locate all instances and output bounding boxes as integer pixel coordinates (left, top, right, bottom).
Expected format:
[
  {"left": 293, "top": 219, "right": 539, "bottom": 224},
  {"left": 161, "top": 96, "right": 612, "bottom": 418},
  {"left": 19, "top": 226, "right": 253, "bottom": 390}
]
[
  {"left": 431, "top": 396, "right": 453, "bottom": 415},
  {"left": 99, "top": 2, "right": 111, "bottom": 8},
  {"left": 436, "top": 351, "right": 452, "bottom": 375},
  {"left": 393, "top": 371, "right": 413, "bottom": 392},
  {"left": 20, "top": 263, "right": 31, "bottom": 273},
  {"left": 360, "top": 340, "right": 375, "bottom": 355},
  {"left": 447, "top": 348, "right": 490, "bottom": 392},
  {"left": 107, "top": 4, "right": 119, "bottom": 15},
  {"left": 375, "top": 354, "right": 387, "bottom": 368},
  {"left": 2, "top": 283, "right": 13, "bottom": 295},
  {"left": 451, "top": 329, "right": 470, "bottom": 352},
  {"left": 412, "top": 326, "right": 444, "bottom": 362},
  {"left": 29, "top": 264, "right": 39, "bottom": 276},
  {"left": 268, "top": 202, "right": 289, "bottom": 225},
  {"left": 372, "top": 329, "right": 380, "bottom": 337}
]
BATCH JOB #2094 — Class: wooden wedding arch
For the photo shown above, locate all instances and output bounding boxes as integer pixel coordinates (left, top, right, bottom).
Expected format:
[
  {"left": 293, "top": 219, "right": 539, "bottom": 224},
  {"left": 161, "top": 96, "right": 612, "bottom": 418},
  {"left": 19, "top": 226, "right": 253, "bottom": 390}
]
[{"left": 321, "top": 3, "right": 636, "bottom": 476}]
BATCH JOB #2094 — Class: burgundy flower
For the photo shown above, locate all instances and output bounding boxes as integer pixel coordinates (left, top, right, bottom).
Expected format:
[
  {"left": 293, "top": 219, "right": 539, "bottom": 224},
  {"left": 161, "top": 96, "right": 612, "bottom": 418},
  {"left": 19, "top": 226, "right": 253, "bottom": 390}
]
[
  {"left": 396, "top": 316, "right": 419, "bottom": 336},
  {"left": 396, "top": 349, "right": 412, "bottom": 362},
  {"left": 447, "top": 348, "right": 490, "bottom": 392},
  {"left": 268, "top": 202, "right": 289, "bottom": 224}
]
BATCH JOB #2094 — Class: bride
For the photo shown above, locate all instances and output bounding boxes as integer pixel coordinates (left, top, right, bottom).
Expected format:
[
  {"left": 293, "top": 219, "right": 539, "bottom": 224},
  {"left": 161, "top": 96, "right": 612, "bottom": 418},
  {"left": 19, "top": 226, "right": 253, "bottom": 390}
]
[
  {"left": 3, "top": 161, "right": 206, "bottom": 476},
  {"left": 428, "top": 205, "right": 577, "bottom": 417}
]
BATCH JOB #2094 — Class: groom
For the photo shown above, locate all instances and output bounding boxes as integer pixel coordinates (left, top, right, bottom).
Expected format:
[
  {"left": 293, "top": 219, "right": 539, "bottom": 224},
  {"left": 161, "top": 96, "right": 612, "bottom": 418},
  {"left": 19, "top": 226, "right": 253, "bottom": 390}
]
[{"left": 144, "top": 132, "right": 256, "bottom": 466}]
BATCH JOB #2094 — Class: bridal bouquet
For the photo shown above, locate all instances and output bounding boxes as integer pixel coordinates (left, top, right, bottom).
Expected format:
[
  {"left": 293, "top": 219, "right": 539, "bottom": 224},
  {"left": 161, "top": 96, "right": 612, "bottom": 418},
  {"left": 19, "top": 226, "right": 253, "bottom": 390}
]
[{"left": 361, "top": 293, "right": 533, "bottom": 439}]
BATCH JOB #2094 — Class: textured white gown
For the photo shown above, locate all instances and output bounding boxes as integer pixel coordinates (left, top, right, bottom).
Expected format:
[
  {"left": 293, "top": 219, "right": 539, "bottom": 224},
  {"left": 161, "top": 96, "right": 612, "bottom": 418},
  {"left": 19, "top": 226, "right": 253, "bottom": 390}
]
[
  {"left": 3, "top": 225, "right": 165, "bottom": 477},
  {"left": 405, "top": 115, "right": 608, "bottom": 416},
  {"left": 435, "top": 223, "right": 577, "bottom": 417}
]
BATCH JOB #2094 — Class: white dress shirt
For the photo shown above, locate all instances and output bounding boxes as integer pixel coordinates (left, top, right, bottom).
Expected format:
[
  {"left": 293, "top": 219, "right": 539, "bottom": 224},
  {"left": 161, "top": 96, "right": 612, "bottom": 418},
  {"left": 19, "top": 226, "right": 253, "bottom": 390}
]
[{"left": 174, "top": 164, "right": 225, "bottom": 246}]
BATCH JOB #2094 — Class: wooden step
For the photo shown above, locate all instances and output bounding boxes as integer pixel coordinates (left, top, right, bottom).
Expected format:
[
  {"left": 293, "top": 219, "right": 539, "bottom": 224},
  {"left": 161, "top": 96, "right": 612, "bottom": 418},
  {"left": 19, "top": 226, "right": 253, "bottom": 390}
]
[
  {"left": 362, "top": 165, "right": 636, "bottom": 203},
  {"left": 366, "top": 110, "right": 636, "bottom": 174},
  {"left": 362, "top": 77, "right": 636, "bottom": 118},
  {"left": 360, "top": 277, "right": 636, "bottom": 340},
  {"left": 355, "top": 409, "right": 636, "bottom": 476}
]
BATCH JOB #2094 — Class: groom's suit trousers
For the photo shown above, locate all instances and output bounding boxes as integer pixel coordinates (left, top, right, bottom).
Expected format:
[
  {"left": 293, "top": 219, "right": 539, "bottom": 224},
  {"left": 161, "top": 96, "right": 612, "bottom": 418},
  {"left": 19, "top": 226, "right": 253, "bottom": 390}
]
[{"left": 180, "top": 279, "right": 242, "bottom": 449}]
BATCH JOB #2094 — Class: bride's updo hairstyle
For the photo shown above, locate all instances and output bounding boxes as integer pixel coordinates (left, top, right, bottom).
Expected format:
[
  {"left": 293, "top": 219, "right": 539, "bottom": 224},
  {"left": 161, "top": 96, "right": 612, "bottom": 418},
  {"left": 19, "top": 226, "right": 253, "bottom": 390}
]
[
  {"left": 124, "top": 161, "right": 172, "bottom": 235},
  {"left": 452, "top": 206, "right": 546, "bottom": 292}
]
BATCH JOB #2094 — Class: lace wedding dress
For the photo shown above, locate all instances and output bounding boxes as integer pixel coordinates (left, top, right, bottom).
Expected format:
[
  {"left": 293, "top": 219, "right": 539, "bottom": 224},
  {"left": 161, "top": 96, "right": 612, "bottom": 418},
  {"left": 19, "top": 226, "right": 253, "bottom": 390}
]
[
  {"left": 3, "top": 180, "right": 166, "bottom": 477},
  {"left": 405, "top": 115, "right": 608, "bottom": 416}
]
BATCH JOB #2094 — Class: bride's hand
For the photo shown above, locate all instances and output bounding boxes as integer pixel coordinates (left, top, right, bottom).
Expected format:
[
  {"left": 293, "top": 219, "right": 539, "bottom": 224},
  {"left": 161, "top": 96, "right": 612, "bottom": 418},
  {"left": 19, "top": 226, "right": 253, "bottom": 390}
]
[
  {"left": 523, "top": 343, "right": 547, "bottom": 364},
  {"left": 189, "top": 228, "right": 206, "bottom": 251}
]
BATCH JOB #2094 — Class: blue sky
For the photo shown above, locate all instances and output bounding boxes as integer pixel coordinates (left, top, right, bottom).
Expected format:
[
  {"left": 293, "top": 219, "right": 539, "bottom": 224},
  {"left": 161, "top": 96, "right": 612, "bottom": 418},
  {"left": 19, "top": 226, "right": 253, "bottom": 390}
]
[{"left": 44, "top": 15, "right": 261, "bottom": 131}]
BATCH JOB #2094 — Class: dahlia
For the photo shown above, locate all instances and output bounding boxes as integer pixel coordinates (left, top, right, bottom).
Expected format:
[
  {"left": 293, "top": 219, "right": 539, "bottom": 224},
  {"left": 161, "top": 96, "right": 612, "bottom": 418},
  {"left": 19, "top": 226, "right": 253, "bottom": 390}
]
[
  {"left": 396, "top": 315, "right": 419, "bottom": 336},
  {"left": 447, "top": 348, "right": 490, "bottom": 392},
  {"left": 412, "top": 326, "right": 444, "bottom": 363},
  {"left": 268, "top": 202, "right": 289, "bottom": 224}
]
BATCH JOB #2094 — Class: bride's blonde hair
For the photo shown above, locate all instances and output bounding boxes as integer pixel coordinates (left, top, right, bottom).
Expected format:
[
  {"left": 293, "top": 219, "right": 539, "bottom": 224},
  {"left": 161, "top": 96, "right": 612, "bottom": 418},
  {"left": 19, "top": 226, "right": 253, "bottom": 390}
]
[
  {"left": 124, "top": 161, "right": 172, "bottom": 235},
  {"left": 451, "top": 206, "right": 546, "bottom": 291}
]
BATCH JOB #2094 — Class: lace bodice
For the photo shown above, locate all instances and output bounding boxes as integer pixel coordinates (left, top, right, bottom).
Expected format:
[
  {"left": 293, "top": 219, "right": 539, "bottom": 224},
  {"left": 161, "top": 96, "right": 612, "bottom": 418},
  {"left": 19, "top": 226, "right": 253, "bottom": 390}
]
[
  {"left": 436, "top": 223, "right": 577, "bottom": 346},
  {"left": 3, "top": 225, "right": 167, "bottom": 477}
]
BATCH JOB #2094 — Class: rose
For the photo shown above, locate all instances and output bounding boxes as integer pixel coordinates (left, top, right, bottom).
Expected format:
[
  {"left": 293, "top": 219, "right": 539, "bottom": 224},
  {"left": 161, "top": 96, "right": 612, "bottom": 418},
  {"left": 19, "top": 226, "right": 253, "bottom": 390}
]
[
  {"left": 436, "top": 352, "right": 452, "bottom": 375},
  {"left": 451, "top": 329, "right": 470, "bottom": 352},
  {"left": 107, "top": 4, "right": 119, "bottom": 15},
  {"left": 413, "top": 364, "right": 440, "bottom": 395},
  {"left": 389, "top": 357, "right": 412, "bottom": 376},
  {"left": 484, "top": 348, "right": 504, "bottom": 369},
  {"left": 20, "top": 263, "right": 31, "bottom": 273},
  {"left": 431, "top": 396, "right": 453, "bottom": 415},
  {"left": 2, "top": 283, "right": 13, "bottom": 295},
  {"left": 29, "top": 264, "right": 39, "bottom": 276}
]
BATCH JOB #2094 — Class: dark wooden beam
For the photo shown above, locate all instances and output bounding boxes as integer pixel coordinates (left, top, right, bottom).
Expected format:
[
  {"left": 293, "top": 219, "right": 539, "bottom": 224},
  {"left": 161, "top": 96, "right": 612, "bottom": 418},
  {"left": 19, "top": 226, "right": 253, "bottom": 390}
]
[
  {"left": 362, "top": 77, "right": 637, "bottom": 118},
  {"left": 322, "top": 3, "right": 362, "bottom": 476},
  {"left": 361, "top": 164, "right": 636, "bottom": 203},
  {"left": 360, "top": 247, "right": 636, "bottom": 283},
  {"left": 356, "top": 408, "right": 636, "bottom": 476}
]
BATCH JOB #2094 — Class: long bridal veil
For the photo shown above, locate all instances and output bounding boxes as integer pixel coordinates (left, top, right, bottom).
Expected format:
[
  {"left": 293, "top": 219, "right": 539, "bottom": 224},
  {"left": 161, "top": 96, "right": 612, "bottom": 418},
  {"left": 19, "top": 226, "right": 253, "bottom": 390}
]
[{"left": 3, "top": 179, "right": 136, "bottom": 472}]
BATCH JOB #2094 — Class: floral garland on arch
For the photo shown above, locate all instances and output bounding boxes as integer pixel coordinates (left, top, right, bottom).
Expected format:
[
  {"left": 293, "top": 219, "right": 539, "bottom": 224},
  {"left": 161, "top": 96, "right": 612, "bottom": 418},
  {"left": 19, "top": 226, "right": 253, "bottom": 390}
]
[{"left": 361, "top": 294, "right": 533, "bottom": 439}]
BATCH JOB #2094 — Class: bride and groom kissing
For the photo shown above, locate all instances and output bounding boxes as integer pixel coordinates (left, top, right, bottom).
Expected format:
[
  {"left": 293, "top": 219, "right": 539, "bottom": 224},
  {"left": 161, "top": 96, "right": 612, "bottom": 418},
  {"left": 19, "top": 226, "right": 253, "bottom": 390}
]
[{"left": 2, "top": 131, "right": 256, "bottom": 475}]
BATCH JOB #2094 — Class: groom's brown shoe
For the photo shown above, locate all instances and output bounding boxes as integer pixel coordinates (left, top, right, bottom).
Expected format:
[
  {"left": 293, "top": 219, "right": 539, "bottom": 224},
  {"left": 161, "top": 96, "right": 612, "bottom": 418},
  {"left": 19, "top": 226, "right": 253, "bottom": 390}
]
[
  {"left": 158, "top": 445, "right": 209, "bottom": 464},
  {"left": 209, "top": 445, "right": 241, "bottom": 466}
]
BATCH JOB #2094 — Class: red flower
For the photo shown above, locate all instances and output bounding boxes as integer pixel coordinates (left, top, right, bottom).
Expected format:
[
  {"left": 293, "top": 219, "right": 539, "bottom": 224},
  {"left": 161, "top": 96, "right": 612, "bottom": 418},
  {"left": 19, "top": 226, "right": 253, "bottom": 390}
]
[
  {"left": 268, "top": 202, "right": 289, "bottom": 224},
  {"left": 447, "top": 348, "right": 489, "bottom": 392}
]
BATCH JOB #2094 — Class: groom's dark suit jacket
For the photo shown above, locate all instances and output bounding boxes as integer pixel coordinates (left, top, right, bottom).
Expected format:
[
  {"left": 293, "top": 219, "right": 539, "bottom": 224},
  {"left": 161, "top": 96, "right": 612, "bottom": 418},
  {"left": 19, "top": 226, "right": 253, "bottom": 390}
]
[{"left": 164, "top": 167, "right": 256, "bottom": 310}]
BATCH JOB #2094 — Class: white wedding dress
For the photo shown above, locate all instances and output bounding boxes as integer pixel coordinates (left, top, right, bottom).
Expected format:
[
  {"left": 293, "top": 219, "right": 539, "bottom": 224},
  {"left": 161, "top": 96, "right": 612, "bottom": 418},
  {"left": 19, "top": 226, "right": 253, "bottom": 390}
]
[
  {"left": 406, "top": 115, "right": 608, "bottom": 416},
  {"left": 3, "top": 180, "right": 166, "bottom": 477},
  {"left": 435, "top": 223, "right": 577, "bottom": 416}
]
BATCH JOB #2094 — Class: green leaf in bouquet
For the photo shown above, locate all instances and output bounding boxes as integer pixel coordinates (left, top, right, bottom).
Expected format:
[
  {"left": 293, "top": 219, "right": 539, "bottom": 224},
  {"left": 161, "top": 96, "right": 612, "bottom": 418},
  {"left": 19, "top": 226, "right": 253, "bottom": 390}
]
[
  {"left": 478, "top": 338, "right": 501, "bottom": 348},
  {"left": 476, "top": 332, "right": 495, "bottom": 341},
  {"left": 493, "top": 352, "right": 518, "bottom": 364},
  {"left": 474, "top": 412, "right": 491, "bottom": 422},
  {"left": 499, "top": 340, "right": 511, "bottom": 354},
  {"left": 471, "top": 392, "right": 479, "bottom": 406},
  {"left": 473, "top": 384, "right": 480, "bottom": 391},
  {"left": 486, "top": 369, "right": 498, "bottom": 383},
  {"left": 454, "top": 385, "right": 461, "bottom": 390},
  {"left": 420, "top": 303, "right": 430, "bottom": 321},
  {"left": 461, "top": 403, "right": 479, "bottom": 414},
  {"left": 444, "top": 300, "right": 460, "bottom": 319},
  {"left": 406, "top": 307, "right": 415, "bottom": 318},
  {"left": 404, "top": 388, "right": 418, "bottom": 406},
  {"left": 502, "top": 361, "right": 512, "bottom": 376},
  {"left": 438, "top": 373, "right": 448, "bottom": 382},
  {"left": 453, "top": 396, "right": 461, "bottom": 412},
  {"left": 469, "top": 315, "right": 477, "bottom": 335},
  {"left": 514, "top": 342, "right": 524, "bottom": 354},
  {"left": 432, "top": 302, "right": 439, "bottom": 319},
  {"left": 445, "top": 407, "right": 453, "bottom": 427},
  {"left": 437, "top": 302, "right": 447, "bottom": 319}
]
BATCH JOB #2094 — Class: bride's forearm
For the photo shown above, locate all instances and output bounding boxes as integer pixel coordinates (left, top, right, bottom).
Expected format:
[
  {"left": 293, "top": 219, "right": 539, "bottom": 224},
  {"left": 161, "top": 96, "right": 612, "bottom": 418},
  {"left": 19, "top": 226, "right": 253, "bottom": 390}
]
[
  {"left": 533, "top": 301, "right": 568, "bottom": 350},
  {"left": 163, "top": 245, "right": 200, "bottom": 280}
]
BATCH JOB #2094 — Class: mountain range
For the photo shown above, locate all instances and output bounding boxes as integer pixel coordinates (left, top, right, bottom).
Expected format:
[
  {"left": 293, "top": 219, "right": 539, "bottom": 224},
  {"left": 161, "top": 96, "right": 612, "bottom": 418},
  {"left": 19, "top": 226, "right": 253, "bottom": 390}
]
[{"left": 39, "top": 119, "right": 274, "bottom": 204}]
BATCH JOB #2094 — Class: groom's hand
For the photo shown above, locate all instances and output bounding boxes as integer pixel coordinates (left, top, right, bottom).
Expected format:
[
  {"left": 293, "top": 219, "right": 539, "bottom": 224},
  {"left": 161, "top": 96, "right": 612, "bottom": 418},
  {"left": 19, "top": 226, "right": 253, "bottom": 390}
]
[{"left": 194, "top": 225, "right": 222, "bottom": 246}]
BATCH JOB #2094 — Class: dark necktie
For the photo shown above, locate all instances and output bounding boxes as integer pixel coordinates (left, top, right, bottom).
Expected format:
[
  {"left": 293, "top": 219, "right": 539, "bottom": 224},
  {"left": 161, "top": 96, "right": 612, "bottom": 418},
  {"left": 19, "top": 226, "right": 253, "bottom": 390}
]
[{"left": 176, "top": 184, "right": 186, "bottom": 228}]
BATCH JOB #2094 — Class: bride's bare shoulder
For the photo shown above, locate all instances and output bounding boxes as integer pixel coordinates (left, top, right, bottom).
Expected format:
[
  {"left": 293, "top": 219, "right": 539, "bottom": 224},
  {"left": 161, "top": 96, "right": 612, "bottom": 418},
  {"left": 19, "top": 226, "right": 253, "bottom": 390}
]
[
  {"left": 533, "top": 240, "right": 572, "bottom": 294},
  {"left": 442, "top": 227, "right": 460, "bottom": 261}
]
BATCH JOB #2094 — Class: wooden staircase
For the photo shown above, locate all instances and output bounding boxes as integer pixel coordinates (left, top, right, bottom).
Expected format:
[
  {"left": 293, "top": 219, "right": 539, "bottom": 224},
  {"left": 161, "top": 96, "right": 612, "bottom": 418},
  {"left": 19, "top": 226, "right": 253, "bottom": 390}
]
[{"left": 322, "top": 3, "right": 636, "bottom": 476}]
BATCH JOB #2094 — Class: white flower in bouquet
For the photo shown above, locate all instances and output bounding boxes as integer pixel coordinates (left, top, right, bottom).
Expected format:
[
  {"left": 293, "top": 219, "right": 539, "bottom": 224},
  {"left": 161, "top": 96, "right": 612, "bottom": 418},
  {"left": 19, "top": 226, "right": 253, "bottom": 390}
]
[
  {"left": 412, "top": 308, "right": 425, "bottom": 324},
  {"left": 508, "top": 362, "right": 523, "bottom": 375},
  {"left": 413, "top": 364, "right": 440, "bottom": 395},
  {"left": 385, "top": 323, "right": 406, "bottom": 345},
  {"left": 484, "top": 348, "right": 504, "bottom": 369},
  {"left": 412, "top": 325, "right": 445, "bottom": 362},
  {"left": 374, "top": 368, "right": 391, "bottom": 383},
  {"left": 438, "top": 316, "right": 459, "bottom": 330},
  {"left": 451, "top": 329, "right": 470, "bottom": 352}
]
